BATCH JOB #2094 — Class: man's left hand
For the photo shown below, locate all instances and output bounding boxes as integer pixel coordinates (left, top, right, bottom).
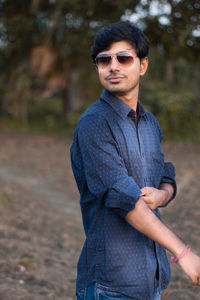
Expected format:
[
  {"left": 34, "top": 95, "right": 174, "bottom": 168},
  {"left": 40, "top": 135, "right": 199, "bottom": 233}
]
[{"left": 141, "top": 187, "right": 169, "bottom": 210}]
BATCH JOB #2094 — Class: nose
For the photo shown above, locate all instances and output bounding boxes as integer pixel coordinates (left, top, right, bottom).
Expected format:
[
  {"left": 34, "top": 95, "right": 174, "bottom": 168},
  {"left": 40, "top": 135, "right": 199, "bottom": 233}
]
[{"left": 109, "top": 56, "right": 120, "bottom": 72}]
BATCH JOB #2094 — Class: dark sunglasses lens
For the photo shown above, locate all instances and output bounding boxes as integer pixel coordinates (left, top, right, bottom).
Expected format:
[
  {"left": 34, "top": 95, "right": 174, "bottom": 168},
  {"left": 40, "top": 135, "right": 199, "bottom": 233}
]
[
  {"left": 117, "top": 55, "right": 134, "bottom": 65},
  {"left": 96, "top": 56, "right": 111, "bottom": 67}
]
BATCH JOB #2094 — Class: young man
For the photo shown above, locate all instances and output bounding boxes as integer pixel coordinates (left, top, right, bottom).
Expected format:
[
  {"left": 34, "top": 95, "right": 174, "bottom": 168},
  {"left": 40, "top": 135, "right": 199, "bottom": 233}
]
[{"left": 70, "top": 22, "right": 200, "bottom": 299}]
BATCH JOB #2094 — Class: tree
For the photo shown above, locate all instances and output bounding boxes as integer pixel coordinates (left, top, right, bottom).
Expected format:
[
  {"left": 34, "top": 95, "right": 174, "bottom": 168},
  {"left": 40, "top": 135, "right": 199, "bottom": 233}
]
[
  {"left": 0, "top": 0, "right": 140, "bottom": 120},
  {"left": 138, "top": 0, "right": 200, "bottom": 80}
]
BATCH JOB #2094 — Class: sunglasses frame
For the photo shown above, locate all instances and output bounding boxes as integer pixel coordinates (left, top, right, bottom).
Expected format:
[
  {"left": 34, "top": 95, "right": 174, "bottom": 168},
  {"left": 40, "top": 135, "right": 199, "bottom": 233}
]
[{"left": 95, "top": 52, "right": 138, "bottom": 68}]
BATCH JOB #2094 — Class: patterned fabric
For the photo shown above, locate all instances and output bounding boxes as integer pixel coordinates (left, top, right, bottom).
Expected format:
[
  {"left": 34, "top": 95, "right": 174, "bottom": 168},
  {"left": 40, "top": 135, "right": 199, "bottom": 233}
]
[{"left": 70, "top": 89, "right": 176, "bottom": 299}]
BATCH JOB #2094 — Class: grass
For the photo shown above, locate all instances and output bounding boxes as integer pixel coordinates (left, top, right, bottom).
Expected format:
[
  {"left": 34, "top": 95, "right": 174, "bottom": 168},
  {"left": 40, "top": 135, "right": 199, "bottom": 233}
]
[{"left": 1, "top": 95, "right": 200, "bottom": 141}]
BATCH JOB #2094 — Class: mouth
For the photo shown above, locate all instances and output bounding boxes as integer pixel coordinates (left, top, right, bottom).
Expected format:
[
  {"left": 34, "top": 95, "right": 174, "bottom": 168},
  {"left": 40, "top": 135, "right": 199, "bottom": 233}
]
[{"left": 107, "top": 76, "right": 124, "bottom": 83}]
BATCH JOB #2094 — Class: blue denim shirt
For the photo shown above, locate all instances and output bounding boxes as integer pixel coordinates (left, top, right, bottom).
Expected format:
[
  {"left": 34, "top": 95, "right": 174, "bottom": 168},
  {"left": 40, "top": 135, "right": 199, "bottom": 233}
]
[{"left": 70, "top": 89, "right": 176, "bottom": 299}]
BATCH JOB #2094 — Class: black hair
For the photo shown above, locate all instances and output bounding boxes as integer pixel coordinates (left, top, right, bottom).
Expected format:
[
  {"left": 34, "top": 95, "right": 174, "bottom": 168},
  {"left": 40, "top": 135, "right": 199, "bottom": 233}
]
[{"left": 91, "top": 21, "right": 149, "bottom": 62}]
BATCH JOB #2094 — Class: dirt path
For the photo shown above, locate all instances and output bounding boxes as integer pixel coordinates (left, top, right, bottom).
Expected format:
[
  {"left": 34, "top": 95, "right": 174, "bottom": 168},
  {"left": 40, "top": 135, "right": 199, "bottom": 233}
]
[
  {"left": 0, "top": 132, "right": 200, "bottom": 299},
  {"left": 0, "top": 132, "right": 83, "bottom": 300}
]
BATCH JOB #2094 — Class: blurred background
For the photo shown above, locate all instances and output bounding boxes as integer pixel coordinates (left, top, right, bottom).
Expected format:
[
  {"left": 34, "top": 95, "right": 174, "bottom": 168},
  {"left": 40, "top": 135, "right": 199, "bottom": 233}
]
[
  {"left": 0, "top": 1, "right": 200, "bottom": 300},
  {"left": 0, "top": 0, "right": 199, "bottom": 140}
]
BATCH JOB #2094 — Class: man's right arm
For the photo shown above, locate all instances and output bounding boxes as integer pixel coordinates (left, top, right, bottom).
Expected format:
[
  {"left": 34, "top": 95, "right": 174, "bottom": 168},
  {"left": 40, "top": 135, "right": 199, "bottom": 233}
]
[{"left": 125, "top": 198, "right": 200, "bottom": 285}]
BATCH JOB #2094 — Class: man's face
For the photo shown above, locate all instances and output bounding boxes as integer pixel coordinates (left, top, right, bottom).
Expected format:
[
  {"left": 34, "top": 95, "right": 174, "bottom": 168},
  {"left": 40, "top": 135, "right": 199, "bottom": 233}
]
[{"left": 95, "top": 41, "right": 148, "bottom": 96}]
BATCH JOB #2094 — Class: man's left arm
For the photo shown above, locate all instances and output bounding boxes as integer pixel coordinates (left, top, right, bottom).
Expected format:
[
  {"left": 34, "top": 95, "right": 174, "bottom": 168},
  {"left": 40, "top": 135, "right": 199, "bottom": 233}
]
[{"left": 143, "top": 114, "right": 177, "bottom": 209}]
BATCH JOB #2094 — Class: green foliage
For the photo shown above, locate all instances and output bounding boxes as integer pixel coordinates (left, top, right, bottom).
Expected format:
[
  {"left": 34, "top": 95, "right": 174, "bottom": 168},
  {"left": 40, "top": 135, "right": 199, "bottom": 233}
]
[
  {"left": 142, "top": 0, "right": 200, "bottom": 61},
  {"left": 142, "top": 85, "right": 200, "bottom": 141},
  {"left": 140, "top": 52, "right": 200, "bottom": 141},
  {"left": 0, "top": 0, "right": 199, "bottom": 140},
  {"left": 26, "top": 97, "right": 71, "bottom": 135},
  {"left": 0, "top": 96, "right": 86, "bottom": 137}
]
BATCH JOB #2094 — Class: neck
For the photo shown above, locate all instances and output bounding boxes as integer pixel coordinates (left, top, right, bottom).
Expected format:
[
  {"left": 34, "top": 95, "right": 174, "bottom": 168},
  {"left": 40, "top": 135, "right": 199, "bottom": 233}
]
[{"left": 113, "top": 85, "right": 139, "bottom": 112}]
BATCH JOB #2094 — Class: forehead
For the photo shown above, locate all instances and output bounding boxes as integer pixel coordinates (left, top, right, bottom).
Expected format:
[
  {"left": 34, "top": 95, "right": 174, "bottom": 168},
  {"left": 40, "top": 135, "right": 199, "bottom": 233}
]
[{"left": 99, "top": 40, "right": 136, "bottom": 55}]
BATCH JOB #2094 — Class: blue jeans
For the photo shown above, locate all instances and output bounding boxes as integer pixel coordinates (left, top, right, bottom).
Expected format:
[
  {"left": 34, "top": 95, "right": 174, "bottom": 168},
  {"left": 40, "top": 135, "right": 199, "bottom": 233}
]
[{"left": 77, "top": 282, "right": 161, "bottom": 300}]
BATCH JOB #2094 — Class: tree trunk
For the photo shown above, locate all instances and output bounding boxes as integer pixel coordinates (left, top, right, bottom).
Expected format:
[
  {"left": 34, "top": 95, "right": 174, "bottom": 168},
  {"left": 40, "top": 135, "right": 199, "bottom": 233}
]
[
  {"left": 61, "top": 85, "right": 69, "bottom": 122},
  {"left": 19, "top": 96, "right": 28, "bottom": 123},
  {"left": 68, "top": 70, "right": 78, "bottom": 112},
  {"left": 0, "top": 97, "right": 3, "bottom": 114},
  {"left": 61, "top": 70, "right": 78, "bottom": 121},
  {"left": 166, "top": 58, "right": 174, "bottom": 82}
]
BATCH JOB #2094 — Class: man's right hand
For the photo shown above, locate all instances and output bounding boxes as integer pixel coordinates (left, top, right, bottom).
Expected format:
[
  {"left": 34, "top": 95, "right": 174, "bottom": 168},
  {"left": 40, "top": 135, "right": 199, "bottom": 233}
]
[
  {"left": 125, "top": 198, "right": 200, "bottom": 286},
  {"left": 178, "top": 250, "right": 200, "bottom": 285}
]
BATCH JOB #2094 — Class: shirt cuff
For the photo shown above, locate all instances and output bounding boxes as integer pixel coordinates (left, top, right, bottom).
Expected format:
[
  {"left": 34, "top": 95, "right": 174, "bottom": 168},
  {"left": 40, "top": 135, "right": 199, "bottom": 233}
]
[
  {"left": 105, "top": 177, "right": 142, "bottom": 218},
  {"left": 160, "top": 162, "right": 177, "bottom": 205}
]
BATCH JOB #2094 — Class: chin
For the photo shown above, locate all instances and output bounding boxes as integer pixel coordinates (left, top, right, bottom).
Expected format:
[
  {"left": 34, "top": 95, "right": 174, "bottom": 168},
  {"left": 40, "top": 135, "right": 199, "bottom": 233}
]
[
  {"left": 104, "top": 83, "right": 122, "bottom": 91},
  {"left": 105, "top": 86, "right": 127, "bottom": 95}
]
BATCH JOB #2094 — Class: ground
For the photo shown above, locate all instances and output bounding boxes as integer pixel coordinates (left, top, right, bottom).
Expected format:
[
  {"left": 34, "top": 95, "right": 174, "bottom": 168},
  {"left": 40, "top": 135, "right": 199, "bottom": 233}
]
[{"left": 0, "top": 132, "right": 199, "bottom": 300}]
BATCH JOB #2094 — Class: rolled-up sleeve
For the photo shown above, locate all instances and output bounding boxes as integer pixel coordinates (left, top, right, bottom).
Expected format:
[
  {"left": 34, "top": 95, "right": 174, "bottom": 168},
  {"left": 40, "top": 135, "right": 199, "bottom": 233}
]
[
  {"left": 77, "top": 116, "right": 141, "bottom": 218},
  {"left": 160, "top": 161, "right": 177, "bottom": 205}
]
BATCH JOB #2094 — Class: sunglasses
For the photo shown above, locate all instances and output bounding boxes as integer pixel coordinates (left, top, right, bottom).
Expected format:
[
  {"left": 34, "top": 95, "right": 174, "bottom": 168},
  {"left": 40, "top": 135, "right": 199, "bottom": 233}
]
[{"left": 95, "top": 52, "right": 137, "bottom": 69}]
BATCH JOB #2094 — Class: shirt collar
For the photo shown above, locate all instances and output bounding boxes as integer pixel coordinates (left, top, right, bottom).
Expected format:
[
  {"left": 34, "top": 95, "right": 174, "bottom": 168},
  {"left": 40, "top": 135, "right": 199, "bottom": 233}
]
[{"left": 100, "top": 89, "right": 146, "bottom": 120}]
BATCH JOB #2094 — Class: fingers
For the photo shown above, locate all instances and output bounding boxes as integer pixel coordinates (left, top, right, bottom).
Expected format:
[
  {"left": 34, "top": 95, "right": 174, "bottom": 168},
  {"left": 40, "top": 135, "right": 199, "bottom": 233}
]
[
  {"left": 141, "top": 196, "right": 156, "bottom": 210},
  {"left": 141, "top": 187, "right": 153, "bottom": 194},
  {"left": 141, "top": 195, "right": 153, "bottom": 204},
  {"left": 192, "top": 277, "right": 200, "bottom": 286},
  {"left": 178, "top": 251, "right": 200, "bottom": 286},
  {"left": 195, "top": 276, "right": 200, "bottom": 286}
]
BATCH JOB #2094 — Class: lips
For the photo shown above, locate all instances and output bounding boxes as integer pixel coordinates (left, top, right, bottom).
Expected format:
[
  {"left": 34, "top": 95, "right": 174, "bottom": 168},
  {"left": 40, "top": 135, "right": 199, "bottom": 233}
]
[{"left": 107, "top": 76, "right": 124, "bottom": 83}]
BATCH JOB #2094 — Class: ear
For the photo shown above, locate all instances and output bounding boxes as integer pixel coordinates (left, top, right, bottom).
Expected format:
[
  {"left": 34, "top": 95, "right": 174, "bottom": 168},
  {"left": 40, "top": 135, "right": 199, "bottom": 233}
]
[
  {"left": 140, "top": 57, "right": 148, "bottom": 76},
  {"left": 94, "top": 63, "right": 99, "bottom": 72}
]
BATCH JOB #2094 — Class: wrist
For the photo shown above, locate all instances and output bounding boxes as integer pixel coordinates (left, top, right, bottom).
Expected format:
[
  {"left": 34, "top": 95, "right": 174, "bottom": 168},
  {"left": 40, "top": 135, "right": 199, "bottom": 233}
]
[
  {"left": 159, "top": 184, "right": 172, "bottom": 205},
  {"left": 163, "top": 189, "right": 170, "bottom": 202},
  {"left": 159, "top": 189, "right": 169, "bottom": 207},
  {"left": 171, "top": 246, "right": 191, "bottom": 264}
]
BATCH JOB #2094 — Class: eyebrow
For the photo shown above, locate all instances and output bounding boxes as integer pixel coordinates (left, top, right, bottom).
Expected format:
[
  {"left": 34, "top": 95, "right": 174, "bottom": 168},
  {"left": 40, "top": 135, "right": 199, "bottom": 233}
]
[{"left": 97, "top": 50, "right": 133, "bottom": 56}]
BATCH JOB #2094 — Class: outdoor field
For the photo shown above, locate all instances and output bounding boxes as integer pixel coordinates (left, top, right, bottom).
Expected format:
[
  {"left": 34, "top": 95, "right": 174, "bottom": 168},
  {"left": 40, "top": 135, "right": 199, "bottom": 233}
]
[{"left": 0, "top": 132, "right": 199, "bottom": 300}]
